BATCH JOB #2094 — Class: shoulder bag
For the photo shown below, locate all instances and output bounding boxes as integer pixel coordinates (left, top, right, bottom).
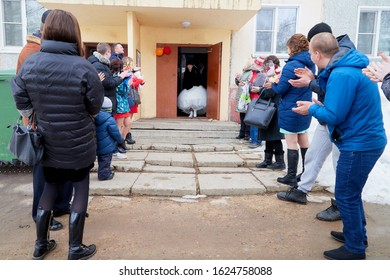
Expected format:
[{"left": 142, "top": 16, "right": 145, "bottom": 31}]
[
  {"left": 244, "top": 92, "right": 276, "bottom": 129},
  {"left": 7, "top": 114, "right": 44, "bottom": 166}
]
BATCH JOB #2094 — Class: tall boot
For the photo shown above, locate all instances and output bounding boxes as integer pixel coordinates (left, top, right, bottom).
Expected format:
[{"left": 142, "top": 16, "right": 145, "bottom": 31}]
[
  {"left": 277, "top": 149, "right": 298, "bottom": 186},
  {"left": 33, "top": 208, "right": 57, "bottom": 260},
  {"left": 68, "top": 211, "right": 96, "bottom": 260},
  {"left": 256, "top": 152, "right": 273, "bottom": 168},
  {"left": 125, "top": 132, "right": 136, "bottom": 145},
  {"left": 267, "top": 152, "right": 286, "bottom": 170},
  {"left": 296, "top": 147, "right": 308, "bottom": 182}
]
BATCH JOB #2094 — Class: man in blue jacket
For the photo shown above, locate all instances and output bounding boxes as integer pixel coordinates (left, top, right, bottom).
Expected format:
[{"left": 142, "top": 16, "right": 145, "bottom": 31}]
[{"left": 293, "top": 32, "right": 387, "bottom": 260}]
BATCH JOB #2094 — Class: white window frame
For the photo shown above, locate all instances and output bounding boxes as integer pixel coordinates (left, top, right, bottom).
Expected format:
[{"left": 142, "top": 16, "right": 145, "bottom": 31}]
[
  {"left": 253, "top": 4, "right": 300, "bottom": 58},
  {"left": 0, "top": 0, "right": 26, "bottom": 53},
  {"left": 356, "top": 6, "right": 390, "bottom": 57}
]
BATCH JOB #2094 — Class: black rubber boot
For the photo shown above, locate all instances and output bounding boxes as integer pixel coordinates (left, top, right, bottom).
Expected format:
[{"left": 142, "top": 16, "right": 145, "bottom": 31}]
[
  {"left": 125, "top": 132, "right": 136, "bottom": 145},
  {"left": 256, "top": 152, "right": 273, "bottom": 168},
  {"left": 277, "top": 149, "right": 298, "bottom": 186},
  {"left": 68, "top": 212, "right": 96, "bottom": 260},
  {"left": 267, "top": 153, "right": 286, "bottom": 170},
  {"left": 33, "top": 208, "right": 57, "bottom": 260},
  {"left": 296, "top": 147, "right": 308, "bottom": 182}
]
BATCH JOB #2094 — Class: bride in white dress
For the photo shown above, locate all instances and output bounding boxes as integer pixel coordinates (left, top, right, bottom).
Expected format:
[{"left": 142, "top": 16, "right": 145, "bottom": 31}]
[{"left": 177, "top": 61, "right": 207, "bottom": 117}]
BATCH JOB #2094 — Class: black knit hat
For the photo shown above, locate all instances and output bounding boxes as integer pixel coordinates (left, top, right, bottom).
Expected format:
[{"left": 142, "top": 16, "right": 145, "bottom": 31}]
[
  {"left": 41, "top": 10, "right": 52, "bottom": 24},
  {"left": 307, "top": 22, "right": 332, "bottom": 42}
]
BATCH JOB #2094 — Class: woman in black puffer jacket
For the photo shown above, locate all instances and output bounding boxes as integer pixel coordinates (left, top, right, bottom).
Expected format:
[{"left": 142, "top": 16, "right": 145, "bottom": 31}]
[{"left": 12, "top": 10, "right": 104, "bottom": 261}]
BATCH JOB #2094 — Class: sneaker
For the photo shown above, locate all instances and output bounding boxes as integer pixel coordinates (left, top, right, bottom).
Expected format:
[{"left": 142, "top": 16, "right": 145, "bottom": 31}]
[
  {"left": 248, "top": 142, "right": 261, "bottom": 148},
  {"left": 316, "top": 198, "right": 341, "bottom": 221},
  {"left": 98, "top": 172, "right": 115, "bottom": 181},
  {"left": 330, "top": 231, "right": 368, "bottom": 247},
  {"left": 323, "top": 246, "right": 365, "bottom": 260},
  {"left": 193, "top": 110, "right": 197, "bottom": 117},
  {"left": 117, "top": 146, "right": 127, "bottom": 153},
  {"left": 113, "top": 152, "right": 127, "bottom": 159},
  {"left": 189, "top": 111, "right": 193, "bottom": 118},
  {"left": 277, "top": 187, "right": 307, "bottom": 204}
]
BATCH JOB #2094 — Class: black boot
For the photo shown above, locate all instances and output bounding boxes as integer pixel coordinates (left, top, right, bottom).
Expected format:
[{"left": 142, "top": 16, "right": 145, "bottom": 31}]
[
  {"left": 267, "top": 153, "right": 286, "bottom": 170},
  {"left": 277, "top": 149, "right": 298, "bottom": 186},
  {"left": 125, "top": 132, "right": 136, "bottom": 145},
  {"left": 256, "top": 152, "right": 273, "bottom": 168},
  {"left": 33, "top": 208, "right": 57, "bottom": 260},
  {"left": 68, "top": 211, "right": 96, "bottom": 260},
  {"left": 296, "top": 147, "right": 308, "bottom": 182}
]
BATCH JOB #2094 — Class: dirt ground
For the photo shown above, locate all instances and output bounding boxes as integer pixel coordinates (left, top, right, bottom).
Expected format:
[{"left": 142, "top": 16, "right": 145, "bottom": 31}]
[{"left": 1, "top": 172, "right": 390, "bottom": 260}]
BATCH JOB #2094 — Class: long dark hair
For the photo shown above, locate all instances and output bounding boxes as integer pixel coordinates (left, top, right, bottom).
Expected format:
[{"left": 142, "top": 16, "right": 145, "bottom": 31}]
[{"left": 42, "top": 9, "right": 84, "bottom": 56}]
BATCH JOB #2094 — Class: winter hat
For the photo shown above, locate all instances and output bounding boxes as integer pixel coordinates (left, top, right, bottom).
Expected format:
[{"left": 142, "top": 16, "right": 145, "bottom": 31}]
[
  {"left": 41, "top": 10, "right": 52, "bottom": 24},
  {"left": 102, "top": 97, "right": 112, "bottom": 112},
  {"left": 307, "top": 22, "right": 332, "bottom": 42},
  {"left": 252, "top": 56, "right": 265, "bottom": 71}
]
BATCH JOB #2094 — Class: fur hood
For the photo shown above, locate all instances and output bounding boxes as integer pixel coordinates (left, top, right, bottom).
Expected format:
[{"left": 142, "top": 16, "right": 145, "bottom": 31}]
[{"left": 93, "top": 51, "right": 110, "bottom": 66}]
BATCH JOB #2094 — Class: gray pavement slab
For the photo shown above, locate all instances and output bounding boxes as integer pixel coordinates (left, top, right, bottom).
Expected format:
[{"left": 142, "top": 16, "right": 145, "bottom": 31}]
[
  {"left": 252, "top": 171, "right": 289, "bottom": 192},
  {"left": 143, "top": 164, "right": 195, "bottom": 174},
  {"left": 195, "top": 153, "right": 245, "bottom": 167},
  {"left": 113, "top": 161, "right": 144, "bottom": 172},
  {"left": 89, "top": 172, "right": 137, "bottom": 196},
  {"left": 145, "top": 152, "right": 193, "bottom": 167},
  {"left": 198, "top": 167, "right": 252, "bottom": 173},
  {"left": 131, "top": 173, "right": 197, "bottom": 196},
  {"left": 198, "top": 173, "right": 266, "bottom": 196}
]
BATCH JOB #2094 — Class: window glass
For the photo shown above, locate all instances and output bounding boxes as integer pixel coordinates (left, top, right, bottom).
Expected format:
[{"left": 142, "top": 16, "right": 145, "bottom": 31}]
[
  {"left": 358, "top": 12, "right": 375, "bottom": 33},
  {"left": 276, "top": 8, "right": 297, "bottom": 54},
  {"left": 2, "top": 0, "right": 23, "bottom": 46},
  {"left": 378, "top": 11, "right": 390, "bottom": 55}
]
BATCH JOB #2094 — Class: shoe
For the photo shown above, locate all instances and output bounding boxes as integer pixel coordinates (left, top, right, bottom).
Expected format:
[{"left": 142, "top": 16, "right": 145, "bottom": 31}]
[
  {"left": 49, "top": 218, "right": 63, "bottom": 231},
  {"left": 277, "top": 187, "right": 307, "bottom": 204},
  {"left": 125, "top": 133, "right": 136, "bottom": 145},
  {"left": 33, "top": 208, "right": 57, "bottom": 260},
  {"left": 277, "top": 149, "right": 298, "bottom": 186},
  {"left": 193, "top": 110, "right": 197, "bottom": 117},
  {"left": 189, "top": 111, "right": 193, "bottom": 118},
  {"left": 236, "top": 135, "right": 245, "bottom": 139},
  {"left": 323, "top": 246, "right": 365, "bottom": 260},
  {"left": 113, "top": 152, "right": 127, "bottom": 159},
  {"left": 244, "top": 136, "right": 250, "bottom": 141},
  {"left": 267, "top": 153, "right": 286, "bottom": 170},
  {"left": 316, "top": 198, "right": 341, "bottom": 221},
  {"left": 248, "top": 142, "right": 261, "bottom": 148},
  {"left": 98, "top": 172, "right": 115, "bottom": 181},
  {"left": 117, "top": 146, "right": 127, "bottom": 153},
  {"left": 68, "top": 212, "right": 96, "bottom": 260},
  {"left": 256, "top": 152, "right": 273, "bottom": 168},
  {"left": 330, "top": 231, "right": 368, "bottom": 247}
]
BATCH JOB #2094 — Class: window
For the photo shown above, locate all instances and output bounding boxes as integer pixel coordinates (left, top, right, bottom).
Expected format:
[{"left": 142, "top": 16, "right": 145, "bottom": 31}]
[
  {"left": 255, "top": 7, "right": 298, "bottom": 55},
  {"left": 357, "top": 8, "right": 390, "bottom": 56},
  {"left": 1, "top": 0, "right": 23, "bottom": 47}
]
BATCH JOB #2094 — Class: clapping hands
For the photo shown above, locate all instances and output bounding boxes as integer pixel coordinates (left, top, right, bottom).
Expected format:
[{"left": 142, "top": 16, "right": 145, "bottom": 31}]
[{"left": 363, "top": 53, "right": 390, "bottom": 82}]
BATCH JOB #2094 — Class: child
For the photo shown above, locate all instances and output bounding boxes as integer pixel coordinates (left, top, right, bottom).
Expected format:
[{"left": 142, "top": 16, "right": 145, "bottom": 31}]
[{"left": 95, "top": 97, "right": 127, "bottom": 180}]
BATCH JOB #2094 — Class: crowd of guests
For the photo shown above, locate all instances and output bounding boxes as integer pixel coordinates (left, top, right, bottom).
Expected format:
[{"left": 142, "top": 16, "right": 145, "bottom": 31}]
[{"left": 235, "top": 22, "right": 388, "bottom": 260}]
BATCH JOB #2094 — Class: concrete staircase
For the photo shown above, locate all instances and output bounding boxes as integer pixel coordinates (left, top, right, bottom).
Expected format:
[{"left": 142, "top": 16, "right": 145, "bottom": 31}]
[{"left": 130, "top": 118, "right": 240, "bottom": 145}]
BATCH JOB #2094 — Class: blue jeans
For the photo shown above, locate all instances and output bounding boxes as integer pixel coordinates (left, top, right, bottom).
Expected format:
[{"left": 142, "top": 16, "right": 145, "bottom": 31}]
[
  {"left": 335, "top": 148, "right": 384, "bottom": 254},
  {"left": 249, "top": 126, "right": 261, "bottom": 144}
]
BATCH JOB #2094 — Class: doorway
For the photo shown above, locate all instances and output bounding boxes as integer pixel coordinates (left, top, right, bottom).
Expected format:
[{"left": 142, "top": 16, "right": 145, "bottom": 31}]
[
  {"left": 156, "top": 42, "right": 222, "bottom": 120},
  {"left": 177, "top": 47, "right": 208, "bottom": 117}
]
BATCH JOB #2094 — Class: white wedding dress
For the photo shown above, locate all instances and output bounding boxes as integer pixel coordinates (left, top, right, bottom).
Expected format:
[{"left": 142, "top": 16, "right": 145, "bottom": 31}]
[{"left": 177, "top": 85, "right": 207, "bottom": 115}]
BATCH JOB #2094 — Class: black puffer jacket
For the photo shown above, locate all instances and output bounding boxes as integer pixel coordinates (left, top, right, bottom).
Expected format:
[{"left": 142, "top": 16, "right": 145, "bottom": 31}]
[
  {"left": 88, "top": 52, "right": 123, "bottom": 114},
  {"left": 12, "top": 40, "right": 104, "bottom": 169}
]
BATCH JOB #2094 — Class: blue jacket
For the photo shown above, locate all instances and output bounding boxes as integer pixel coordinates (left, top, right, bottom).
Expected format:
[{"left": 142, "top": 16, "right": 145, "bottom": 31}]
[
  {"left": 95, "top": 111, "right": 124, "bottom": 155},
  {"left": 114, "top": 72, "right": 130, "bottom": 114},
  {"left": 272, "top": 51, "right": 315, "bottom": 132},
  {"left": 309, "top": 49, "right": 387, "bottom": 151}
]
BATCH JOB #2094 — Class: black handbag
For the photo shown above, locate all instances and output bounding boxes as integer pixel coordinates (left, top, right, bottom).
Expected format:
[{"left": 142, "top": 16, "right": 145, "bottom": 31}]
[
  {"left": 244, "top": 97, "right": 276, "bottom": 129},
  {"left": 131, "top": 88, "right": 141, "bottom": 105},
  {"left": 7, "top": 114, "right": 44, "bottom": 166}
]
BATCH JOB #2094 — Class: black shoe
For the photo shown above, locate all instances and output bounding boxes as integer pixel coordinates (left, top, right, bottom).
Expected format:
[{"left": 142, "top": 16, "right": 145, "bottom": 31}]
[
  {"left": 98, "top": 172, "right": 115, "bottom": 181},
  {"left": 117, "top": 146, "right": 127, "bottom": 153},
  {"left": 277, "top": 187, "right": 307, "bottom": 204},
  {"left": 50, "top": 219, "right": 63, "bottom": 231},
  {"left": 296, "top": 172, "right": 302, "bottom": 182},
  {"left": 277, "top": 174, "right": 297, "bottom": 186},
  {"left": 316, "top": 198, "right": 341, "bottom": 221},
  {"left": 236, "top": 135, "right": 245, "bottom": 139},
  {"left": 330, "top": 231, "right": 368, "bottom": 247},
  {"left": 125, "top": 133, "right": 136, "bottom": 145},
  {"left": 244, "top": 136, "right": 250, "bottom": 141},
  {"left": 33, "top": 240, "right": 57, "bottom": 260},
  {"left": 323, "top": 246, "right": 366, "bottom": 260}
]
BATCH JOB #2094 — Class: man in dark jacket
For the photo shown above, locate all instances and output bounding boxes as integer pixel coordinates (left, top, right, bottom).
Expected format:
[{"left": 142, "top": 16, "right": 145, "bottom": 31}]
[
  {"left": 109, "top": 43, "right": 125, "bottom": 61},
  {"left": 88, "top": 43, "right": 131, "bottom": 115}
]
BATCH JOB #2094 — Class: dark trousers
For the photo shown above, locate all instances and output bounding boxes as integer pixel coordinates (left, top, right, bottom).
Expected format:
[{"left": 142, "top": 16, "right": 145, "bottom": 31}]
[
  {"left": 97, "top": 153, "right": 113, "bottom": 180},
  {"left": 32, "top": 164, "right": 73, "bottom": 221},
  {"left": 264, "top": 140, "right": 284, "bottom": 155},
  {"left": 239, "top": 112, "right": 250, "bottom": 137}
]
